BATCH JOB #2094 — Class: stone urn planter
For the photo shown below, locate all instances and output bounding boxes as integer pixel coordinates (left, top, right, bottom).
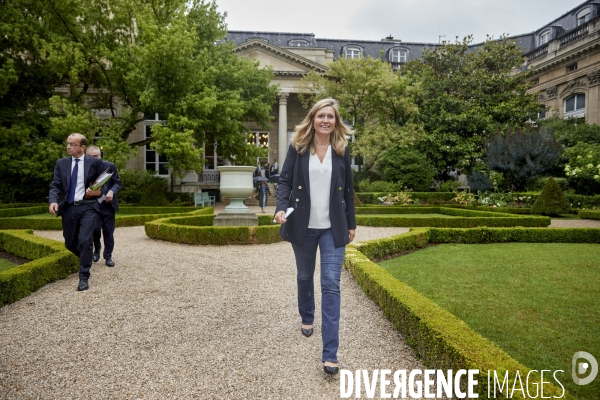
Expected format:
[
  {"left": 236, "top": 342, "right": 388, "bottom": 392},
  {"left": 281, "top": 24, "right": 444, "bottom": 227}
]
[{"left": 215, "top": 166, "right": 257, "bottom": 225}]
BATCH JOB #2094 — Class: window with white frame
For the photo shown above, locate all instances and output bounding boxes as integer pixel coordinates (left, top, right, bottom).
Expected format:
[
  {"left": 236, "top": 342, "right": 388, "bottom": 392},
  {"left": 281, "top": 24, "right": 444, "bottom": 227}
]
[
  {"left": 539, "top": 30, "right": 550, "bottom": 45},
  {"left": 390, "top": 48, "right": 407, "bottom": 63},
  {"left": 144, "top": 115, "right": 169, "bottom": 176},
  {"left": 288, "top": 39, "right": 309, "bottom": 47},
  {"left": 345, "top": 47, "right": 360, "bottom": 59},
  {"left": 564, "top": 93, "right": 585, "bottom": 118},
  {"left": 247, "top": 132, "right": 269, "bottom": 149},
  {"left": 577, "top": 8, "right": 591, "bottom": 26}
]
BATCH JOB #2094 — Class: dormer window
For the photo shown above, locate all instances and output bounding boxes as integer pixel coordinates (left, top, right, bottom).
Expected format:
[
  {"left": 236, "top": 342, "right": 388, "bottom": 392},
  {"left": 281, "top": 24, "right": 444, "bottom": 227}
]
[
  {"left": 390, "top": 48, "right": 407, "bottom": 63},
  {"left": 345, "top": 47, "right": 361, "bottom": 59},
  {"left": 577, "top": 8, "right": 591, "bottom": 26},
  {"left": 246, "top": 37, "right": 269, "bottom": 43},
  {"left": 288, "top": 39, "right": 309, "bottom": 47},
  {"left": 539, "top": 30, "right": 550, "bottom": 45}
]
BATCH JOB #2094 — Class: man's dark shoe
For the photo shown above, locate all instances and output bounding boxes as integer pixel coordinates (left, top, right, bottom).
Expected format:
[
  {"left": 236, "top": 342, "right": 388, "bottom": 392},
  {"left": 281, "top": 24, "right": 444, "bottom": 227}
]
[
  {"left": 77, "top": 279, "right": 89, "bottom": 291},
  {"left": 93, "top": 252, "right": 100, "bottom": 263},
  {"left": 105, "top": 258, "right": 115, "bottom": 267}
]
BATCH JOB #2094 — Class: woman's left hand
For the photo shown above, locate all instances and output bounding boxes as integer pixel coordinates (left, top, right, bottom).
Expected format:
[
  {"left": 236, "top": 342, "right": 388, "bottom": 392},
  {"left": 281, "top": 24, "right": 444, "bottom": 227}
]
[{"left": 348, "top": 229, "right": 356, "bottom": 243}]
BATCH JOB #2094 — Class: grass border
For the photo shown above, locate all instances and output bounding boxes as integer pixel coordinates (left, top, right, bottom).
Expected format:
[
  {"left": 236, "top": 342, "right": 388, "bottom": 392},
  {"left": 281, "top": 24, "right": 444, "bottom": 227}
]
[{"left": 343, "top": 226, "right": 600, "bottom": 399}]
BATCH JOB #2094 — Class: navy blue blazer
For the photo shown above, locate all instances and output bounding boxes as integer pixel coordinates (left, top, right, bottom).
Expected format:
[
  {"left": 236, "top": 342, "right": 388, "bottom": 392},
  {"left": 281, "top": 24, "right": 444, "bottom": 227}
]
[
  {"left": 99, "top": 160, "right": 121, "bottom": 212},
  {"left": 49, "top": 155, "right": 105, "bottom": 216},
  {"left": 275, "top": 144, "right": 356, "bottom": 248}
]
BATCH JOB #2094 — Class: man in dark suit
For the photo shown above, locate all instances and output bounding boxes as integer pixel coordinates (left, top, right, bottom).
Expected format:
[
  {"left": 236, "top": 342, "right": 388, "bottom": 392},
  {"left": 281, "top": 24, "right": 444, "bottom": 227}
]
[
  {"left": 86, "top": 146, "right": 121, "bottom": 267},
  {"left": 49, "top": 133, "right": 104, "bottom": 291}
]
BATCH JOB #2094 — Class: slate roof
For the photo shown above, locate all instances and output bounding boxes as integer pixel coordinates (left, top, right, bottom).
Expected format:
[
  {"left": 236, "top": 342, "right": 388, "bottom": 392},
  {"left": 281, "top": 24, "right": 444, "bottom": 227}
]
[{"left": 225, "top": 0, "right": 598, "bottom": 62}]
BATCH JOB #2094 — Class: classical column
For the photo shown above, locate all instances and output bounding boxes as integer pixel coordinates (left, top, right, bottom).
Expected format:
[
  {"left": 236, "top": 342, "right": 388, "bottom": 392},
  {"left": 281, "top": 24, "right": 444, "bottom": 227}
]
[{"left": 278, "top": 92, "right": 289, "bottom": 169}]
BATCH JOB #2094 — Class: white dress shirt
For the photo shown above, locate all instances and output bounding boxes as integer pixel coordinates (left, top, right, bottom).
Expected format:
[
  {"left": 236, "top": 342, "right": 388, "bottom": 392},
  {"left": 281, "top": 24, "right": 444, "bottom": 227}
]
[
  {"left": 71, "top": 156, "right": 85, "bottom": 202},
  {"left": 308, "top": 146, "right": 332, "bottom": 229}
]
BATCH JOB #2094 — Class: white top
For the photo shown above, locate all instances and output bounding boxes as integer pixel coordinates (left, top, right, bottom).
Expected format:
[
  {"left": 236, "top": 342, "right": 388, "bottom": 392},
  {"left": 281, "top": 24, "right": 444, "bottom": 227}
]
[
  {"left": 71, "top": 156, "right": 85, "bottom": 201},
  {"left": 308, "top": 146, "right": 332, "bottom": 229}
]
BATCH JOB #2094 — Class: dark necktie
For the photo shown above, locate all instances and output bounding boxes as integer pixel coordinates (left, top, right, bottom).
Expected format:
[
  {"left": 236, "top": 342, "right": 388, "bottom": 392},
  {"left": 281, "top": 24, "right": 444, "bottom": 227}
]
[{"left": 67, "top": 159, "right": 80, "bottom": 204}]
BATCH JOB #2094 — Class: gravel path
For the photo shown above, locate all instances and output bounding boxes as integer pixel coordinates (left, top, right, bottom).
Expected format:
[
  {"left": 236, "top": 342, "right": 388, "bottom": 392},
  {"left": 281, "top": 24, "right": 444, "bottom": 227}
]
[{"left": 0, "top": 221, "right": 419, "bottom": 399}]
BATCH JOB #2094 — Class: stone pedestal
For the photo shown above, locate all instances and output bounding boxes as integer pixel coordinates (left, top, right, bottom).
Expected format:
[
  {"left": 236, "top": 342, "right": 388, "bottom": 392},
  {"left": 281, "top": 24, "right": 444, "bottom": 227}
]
[{"left": 213, "top": 213, "right": 258, "bottom": 226}]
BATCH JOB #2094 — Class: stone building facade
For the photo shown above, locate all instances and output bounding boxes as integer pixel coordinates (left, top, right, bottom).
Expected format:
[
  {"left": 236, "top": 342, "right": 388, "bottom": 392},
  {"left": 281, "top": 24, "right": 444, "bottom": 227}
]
[{"left": 125, "top": 0, "right": 600, "bottom": 194}]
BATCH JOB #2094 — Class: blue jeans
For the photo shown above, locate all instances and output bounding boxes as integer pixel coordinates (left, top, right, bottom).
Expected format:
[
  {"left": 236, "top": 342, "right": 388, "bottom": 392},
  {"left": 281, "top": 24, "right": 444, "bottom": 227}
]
[{"left": 291, "top": 228, "right": 346, "bottom": 363}]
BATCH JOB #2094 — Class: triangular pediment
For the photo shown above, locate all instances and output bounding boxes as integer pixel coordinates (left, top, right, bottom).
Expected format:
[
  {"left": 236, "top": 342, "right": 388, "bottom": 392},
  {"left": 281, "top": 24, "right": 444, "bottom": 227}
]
[{"left": 233, "top": 39, "right": 327, "bottom": 76}]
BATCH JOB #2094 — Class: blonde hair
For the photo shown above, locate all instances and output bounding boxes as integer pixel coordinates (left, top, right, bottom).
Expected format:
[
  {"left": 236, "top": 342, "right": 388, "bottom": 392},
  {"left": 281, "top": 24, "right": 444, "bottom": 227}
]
[{"left": 291, "top": 98, "right": 351, "bottom": 156}]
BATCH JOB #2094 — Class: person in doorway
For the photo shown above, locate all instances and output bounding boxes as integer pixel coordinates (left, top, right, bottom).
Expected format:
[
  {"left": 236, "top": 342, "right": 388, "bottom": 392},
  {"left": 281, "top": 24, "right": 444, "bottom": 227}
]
[{"left": 273, "top": 98, "right": 356, "bottom": 375}]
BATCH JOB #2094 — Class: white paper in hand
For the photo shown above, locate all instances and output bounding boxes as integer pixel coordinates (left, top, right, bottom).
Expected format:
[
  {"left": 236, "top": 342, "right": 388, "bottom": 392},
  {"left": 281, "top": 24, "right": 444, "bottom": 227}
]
[
  {"left": 97, "top": 194, "right": 107, "bottom": 204},
  {"left": 273, "top": 207, "right": 294, "bottom": 223}
]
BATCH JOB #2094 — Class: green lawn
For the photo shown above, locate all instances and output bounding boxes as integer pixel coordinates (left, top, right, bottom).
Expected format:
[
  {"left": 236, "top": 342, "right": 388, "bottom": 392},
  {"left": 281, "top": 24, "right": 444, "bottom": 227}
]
[
  {"left": 0, "top": 258, "right": 17, "bottom": 272},
  {"left": 379, "top": 243, "right": 600, "bottom": 400}
]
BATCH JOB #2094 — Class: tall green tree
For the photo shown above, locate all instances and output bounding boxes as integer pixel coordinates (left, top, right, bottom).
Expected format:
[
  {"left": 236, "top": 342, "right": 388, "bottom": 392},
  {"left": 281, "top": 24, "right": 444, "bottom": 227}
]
[
  {"left": 404, "top": 36, "right": 540, "bottom": 178},
  {"left": 0, "top": 0, "right": 276, "bottom": 201},
  {"left": 299, "top": 57, "right": 423, "bottom": 169}
]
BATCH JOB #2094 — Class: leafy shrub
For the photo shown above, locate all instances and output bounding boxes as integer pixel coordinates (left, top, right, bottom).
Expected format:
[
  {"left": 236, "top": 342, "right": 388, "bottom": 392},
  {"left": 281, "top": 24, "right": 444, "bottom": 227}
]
[
  {"left": 366, "top": 180, "right": 399, "bottom": 193},
  {"left": 376, "top": 147, "right": 436, "bottom": 192},
  {"left": 467, "top": 171, "right": 493, "bottom": 192},
  {"left": 439, "top": 180, "right": 461, "bottom": 192},
  {"left": 563, "top": 143, "right": 600, "bottom": 195},
  {"left": 451, "top": 190, "right": 476, "bottom": 206},
  {"left": 377, "top": 190, "right": 414, "bottom": 205},
  {"left": 119, "top": 169, "right": 167, "bottom": 204},
  {"left": 139, "top": 180, "right": 170, "bottom": 206},
  {"left": 531, "top": 178, "right": 570, "bottom": 216},
  {"left": 485, "top": 127, "right": 562, "bottom": 191},
  {"left": 353, "top": 170, "right": 380, "bottom": 191}
]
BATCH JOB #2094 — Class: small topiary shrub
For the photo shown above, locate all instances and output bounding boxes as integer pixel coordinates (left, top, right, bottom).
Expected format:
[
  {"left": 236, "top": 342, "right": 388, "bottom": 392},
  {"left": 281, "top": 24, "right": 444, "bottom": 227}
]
[
  {"left": 531, "top": 177, "right": 570, "bottom": 216},
  {"left": 139, "top": 180, "right": 170, "bottom": 206}
]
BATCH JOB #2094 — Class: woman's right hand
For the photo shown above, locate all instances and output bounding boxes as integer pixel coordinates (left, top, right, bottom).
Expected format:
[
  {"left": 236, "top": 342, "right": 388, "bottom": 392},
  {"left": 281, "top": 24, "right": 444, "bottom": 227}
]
[{"left": 274, "top": 210, "right": 287, "bottom": 224}]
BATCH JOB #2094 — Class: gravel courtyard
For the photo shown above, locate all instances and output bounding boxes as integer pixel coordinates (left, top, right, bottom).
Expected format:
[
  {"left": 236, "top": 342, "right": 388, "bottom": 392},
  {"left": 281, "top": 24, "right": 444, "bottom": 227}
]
[{"left": 0, "top": 219, "right": 421, "bottom": 399}]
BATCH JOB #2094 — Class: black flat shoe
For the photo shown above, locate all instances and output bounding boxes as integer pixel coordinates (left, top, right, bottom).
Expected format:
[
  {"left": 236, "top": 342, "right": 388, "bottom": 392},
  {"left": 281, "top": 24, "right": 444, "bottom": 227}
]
[
  {"left": 105, "top": 259, "right": 115, "bottom": 267},
  {"left": 77, "top": 279, "right": 89, "bottom": 291},
  {"left": 301, "top": 327, "right": 313, "bottom": 337},
  {"left": 92, "top": 252, "right": 100, "bottom": 263},
  {"left": 324, "top": 364, "right": 339, "bottom": 375}
]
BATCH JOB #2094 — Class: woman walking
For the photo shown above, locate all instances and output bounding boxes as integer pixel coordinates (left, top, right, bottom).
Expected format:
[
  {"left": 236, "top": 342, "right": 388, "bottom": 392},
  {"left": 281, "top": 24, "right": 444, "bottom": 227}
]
[{"left": 273, "top": 98, "right": 356, "bottom": 375}]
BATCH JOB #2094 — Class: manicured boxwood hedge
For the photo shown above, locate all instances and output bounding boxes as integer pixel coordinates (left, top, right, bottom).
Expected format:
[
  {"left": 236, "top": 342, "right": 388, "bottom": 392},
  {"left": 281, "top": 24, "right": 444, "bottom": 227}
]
[
  {"left": 579, "top": 210, "right": 600, "bottom": 220},
  {"left": 355, "top": 206, "right": 550, "bottom": 227},
  {"left": 145, "top": 213, "right": 281, "bottom": 245},
  {"left": 0, "top": 203, "right": 46, "bottom": 209},
  {"left": 0, "top": 206, "right": 48, "bottom": 218},
  {"left": 344, "top": 226, "right": 592, "bottom": 399},
  {"left": 0, "top": 230, "right": 78, "bottom": 307},
  {"left": 0, "top": 207, "right": 212, "bottom": 230}
]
